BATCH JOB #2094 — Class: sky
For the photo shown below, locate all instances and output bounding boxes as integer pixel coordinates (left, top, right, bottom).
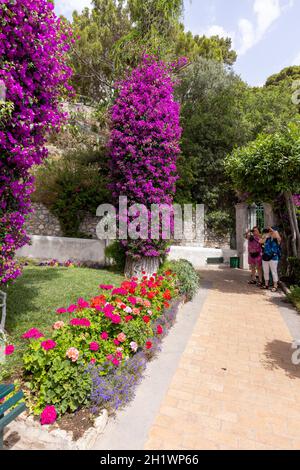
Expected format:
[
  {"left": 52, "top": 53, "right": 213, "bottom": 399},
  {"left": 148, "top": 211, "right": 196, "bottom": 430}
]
[{"left": 54, "top": 0, "right": 300, "bottom": 86}]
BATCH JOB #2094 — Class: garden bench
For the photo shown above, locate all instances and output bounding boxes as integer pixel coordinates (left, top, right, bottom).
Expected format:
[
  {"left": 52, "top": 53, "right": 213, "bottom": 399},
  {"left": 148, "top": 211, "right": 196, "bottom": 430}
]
[{"left": 0, "top": 383, "right": 26, "bottom": 449}]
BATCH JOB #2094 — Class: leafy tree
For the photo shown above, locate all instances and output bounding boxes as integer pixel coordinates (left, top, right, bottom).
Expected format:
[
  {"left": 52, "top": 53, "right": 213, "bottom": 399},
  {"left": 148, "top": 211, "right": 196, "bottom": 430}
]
[
  {"left": 175, "top": 28, "right": 236, "bottom": 65},
  {"left": 68, "top": 0, "right": 237, "bottom": 102},
  {"left": 175, "top": 58, "right": 249, "bottom": 231},
  {"left": 176, "top": 59, "right": 300, "bottom": 233},
  {"left": 241, "top": 82, "right": 300, "bottom": 138},
  {"left": 69, "top": 1, "right": 131, "bottom": 103},
  {"left": 265, "top": 66, "right": 300, "bottom": 113},
  {"left": 225, "top": 124, "right": 300, "bottom": 258},
  {"left": 265, "top": 66, "right": 300, "bottom": 87}
]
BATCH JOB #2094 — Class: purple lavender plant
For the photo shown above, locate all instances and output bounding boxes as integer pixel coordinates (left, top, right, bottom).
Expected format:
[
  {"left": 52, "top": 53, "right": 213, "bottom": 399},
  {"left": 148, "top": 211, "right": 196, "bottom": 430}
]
[{"left": 90, "top": 298, "right": 183, "bottom": 414}]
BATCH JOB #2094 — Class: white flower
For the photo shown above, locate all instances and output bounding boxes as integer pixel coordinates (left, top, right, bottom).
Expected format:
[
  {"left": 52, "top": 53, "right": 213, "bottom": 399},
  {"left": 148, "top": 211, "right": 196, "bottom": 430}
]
[
  {"left": 147, "top": 310, "right": 153, "bottom": 316},
  {"left": 125, "top": 306, "right": 133, "bottom": 314},
  {"left": 130, "top": 341, "right": 138, "bottom": 352}
]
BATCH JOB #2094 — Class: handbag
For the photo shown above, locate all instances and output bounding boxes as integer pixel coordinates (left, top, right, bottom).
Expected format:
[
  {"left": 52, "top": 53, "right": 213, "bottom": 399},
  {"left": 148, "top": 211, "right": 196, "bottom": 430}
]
[
  {"left": 250, "top": 252, "right": 260, "bottom": 258},
  {"left": 262, "top": 253, "right": 273, "bottom": 262}
]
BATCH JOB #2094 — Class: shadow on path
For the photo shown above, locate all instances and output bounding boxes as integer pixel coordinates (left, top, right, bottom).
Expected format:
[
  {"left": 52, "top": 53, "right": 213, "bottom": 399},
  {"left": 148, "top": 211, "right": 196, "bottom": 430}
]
[{"left": 262, "top": 339, "right": 300, "bottom": 380}]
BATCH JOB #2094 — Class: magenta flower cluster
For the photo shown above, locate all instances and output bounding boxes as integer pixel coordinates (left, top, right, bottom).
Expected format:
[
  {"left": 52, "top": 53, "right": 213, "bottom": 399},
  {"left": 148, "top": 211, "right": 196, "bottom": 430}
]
[
  {"left": 0, "top": 0, "right": 73, "bottom": 283},
  {"left": 108, "top": 56, "right": 182, "bottom": 258}
]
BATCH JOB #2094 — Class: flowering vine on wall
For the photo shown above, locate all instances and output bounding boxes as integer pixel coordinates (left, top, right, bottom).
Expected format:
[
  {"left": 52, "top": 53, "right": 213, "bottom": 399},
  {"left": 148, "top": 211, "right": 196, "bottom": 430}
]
[{"left": 0, "top": 0, "right": 73, "bottom": 284}]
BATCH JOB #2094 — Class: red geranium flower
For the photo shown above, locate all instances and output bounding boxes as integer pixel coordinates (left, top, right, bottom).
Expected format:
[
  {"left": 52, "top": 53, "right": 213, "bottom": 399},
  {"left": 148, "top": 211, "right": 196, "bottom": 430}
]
[
  {"left": 147, "top": 292, "right": 155, "bottom": 300},
  {"left": 163, "top": 301, "right": 170, "bottom": 309},
  {"left": 157, "top": 325, "right": 163, "bottom": 335},
  {"left": 143, "top": 316, "right": 150, "bottom": 324},
  {"left": 90, "top": 295, "right": 106, "bottom": 308},
  {"left": 145, "top": 341, "right": 152, "bottom": 350},
  {"left": 125, "top": 315, "right": 133, "bottom": 322},
  {"left": 163, "top": 290, "right": 171, "bottom": 300}
]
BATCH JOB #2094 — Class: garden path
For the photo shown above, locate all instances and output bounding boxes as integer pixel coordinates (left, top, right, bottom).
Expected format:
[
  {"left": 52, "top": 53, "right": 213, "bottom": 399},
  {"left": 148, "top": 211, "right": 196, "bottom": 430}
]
[{"left": 144, "top": 267, "right": 300, "bottom": 450}]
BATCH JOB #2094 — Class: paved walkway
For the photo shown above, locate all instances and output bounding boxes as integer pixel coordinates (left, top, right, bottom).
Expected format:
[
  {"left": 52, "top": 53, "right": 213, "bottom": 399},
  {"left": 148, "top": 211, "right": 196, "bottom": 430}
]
[{"left": 144, "top": 267, "right": 300, "bottom": 450}]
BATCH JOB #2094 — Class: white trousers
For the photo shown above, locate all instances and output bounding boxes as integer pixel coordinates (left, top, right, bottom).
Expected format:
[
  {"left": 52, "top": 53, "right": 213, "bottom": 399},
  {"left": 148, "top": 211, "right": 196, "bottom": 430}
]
[{"left": 262, "top": 260, "right": 279, "bottom": 283}]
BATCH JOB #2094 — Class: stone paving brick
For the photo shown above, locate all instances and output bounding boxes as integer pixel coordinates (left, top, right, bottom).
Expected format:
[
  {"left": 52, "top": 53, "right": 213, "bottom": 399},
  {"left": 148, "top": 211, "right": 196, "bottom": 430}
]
[{"left": 144, "top": 267, "right": 300, "bottom": 450}]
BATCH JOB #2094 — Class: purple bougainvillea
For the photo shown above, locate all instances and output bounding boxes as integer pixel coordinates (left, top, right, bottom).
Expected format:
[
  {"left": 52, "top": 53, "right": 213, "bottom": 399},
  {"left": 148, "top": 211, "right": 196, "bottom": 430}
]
[
  {"left": 108, "top": 56, "right": 183, "bottom": 258},
  {"left": 0, "top": 0, "right": 73, "bottom": 283}
]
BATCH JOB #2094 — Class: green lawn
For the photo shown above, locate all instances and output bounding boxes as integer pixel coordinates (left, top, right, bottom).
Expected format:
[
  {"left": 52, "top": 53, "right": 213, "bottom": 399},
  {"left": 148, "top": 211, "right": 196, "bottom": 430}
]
[{"left": 1, "top": 266, "right": 124, "bottom": 380}]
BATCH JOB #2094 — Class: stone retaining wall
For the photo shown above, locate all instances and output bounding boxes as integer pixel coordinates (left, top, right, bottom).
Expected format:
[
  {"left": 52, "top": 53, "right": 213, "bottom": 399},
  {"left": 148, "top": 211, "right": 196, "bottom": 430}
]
[{"left": 25, "top": 203, "right": 231, "bottom": 249}]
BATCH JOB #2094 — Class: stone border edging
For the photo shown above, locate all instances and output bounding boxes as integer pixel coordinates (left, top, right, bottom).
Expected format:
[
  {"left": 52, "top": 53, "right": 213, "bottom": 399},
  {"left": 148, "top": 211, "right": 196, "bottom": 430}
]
[
  {"left": 279, "top": 280, "right": 291, "bottom": 296},
  {"left": 5, "top": 409, "right": 108, "bottom": 450}
]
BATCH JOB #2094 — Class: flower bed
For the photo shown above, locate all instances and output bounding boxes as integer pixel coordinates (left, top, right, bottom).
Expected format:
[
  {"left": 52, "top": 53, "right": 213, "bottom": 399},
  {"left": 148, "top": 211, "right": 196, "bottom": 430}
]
[{"left": 16, "top": 270, "right": 180, "bottom": 424}]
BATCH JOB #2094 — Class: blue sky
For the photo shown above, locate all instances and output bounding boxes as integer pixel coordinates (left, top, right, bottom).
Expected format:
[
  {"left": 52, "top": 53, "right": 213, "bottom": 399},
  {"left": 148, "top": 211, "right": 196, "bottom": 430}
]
[{"left": 55, "top": 0, "right": 300, "bottom": 86}]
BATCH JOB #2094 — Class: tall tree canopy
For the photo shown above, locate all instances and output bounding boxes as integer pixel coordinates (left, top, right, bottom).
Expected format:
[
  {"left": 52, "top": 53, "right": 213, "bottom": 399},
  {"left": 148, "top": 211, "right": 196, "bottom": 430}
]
[
  {"left": 68, "top": 0, "right": 236, "bottom": 102},
  {"left": 176, "top": 58, "right": 300, "bottom": 233},
  {"left": 225, "top": 124, "right": 300, "bottom": 258}
]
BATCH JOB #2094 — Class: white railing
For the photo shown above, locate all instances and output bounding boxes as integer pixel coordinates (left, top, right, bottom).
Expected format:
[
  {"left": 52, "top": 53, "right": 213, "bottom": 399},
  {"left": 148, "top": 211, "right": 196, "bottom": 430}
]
[{"left": 0, "top": 290, "right": 7, "bottom": 333}]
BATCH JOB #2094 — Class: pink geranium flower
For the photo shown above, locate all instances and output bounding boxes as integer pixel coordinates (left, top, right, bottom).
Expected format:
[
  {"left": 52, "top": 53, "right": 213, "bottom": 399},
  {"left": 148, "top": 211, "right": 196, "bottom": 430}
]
[
  {"left": 99, "top": 284, "right": 114, "bottom": 290},
  {"left": 77, "top": 298, "right": 89, "bottom": 309},
  {"left": 66, "top": 347, "right": 79, "bottom": 362},
  {"left": 100, "top": 332, "right": 109, "bottom": 340},
  {"left": 5, "top": 344, "right": 14, "bottom": 356},
  {"left": 40, "top": 405, "right": 57, "bottom": 425},
  {"left": 89, "top": 341, "right": 99, "bottom": 352},
  {"left": 117, "top": 332, "right": 126, "bottom": 343},
  {"left": 111, "top": 315, "right": 121, "bottom": 324},
  {"left": 22, "top": 328, "right": 44, "bottom": 339},
  {"left": 70, "top": 318, "right": 91, "bottom": 327},
  {"left": 41, "top": 340, "right": 56, "bottom": 351},
  {"left": 67, "top": 304, "right": 77, "bottom": 314},
  {"left": 53, "top": 321, "right": 65, "bottom": 330},
  {"left": 56, "top": 308, "right": 67, "bottom": 314}
]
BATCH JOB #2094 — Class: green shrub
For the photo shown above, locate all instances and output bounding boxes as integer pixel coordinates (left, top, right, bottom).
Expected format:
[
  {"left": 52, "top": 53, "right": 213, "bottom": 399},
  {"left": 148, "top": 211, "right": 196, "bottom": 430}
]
[
  {"left": 288, "top": 285, "right": 300, "bottom": 312},
  {"left": 33, "top": 147, "right": 110, "bottom": 238},
  {"left": 160, "top": 259, "right": 199, "bottom": 300},
  {"left": 287, "top": 257, "right": 300, "bottom": 285},
  {"left": 206, "top": 210, "right": 233, "bottom": 236},
  {"left": 23, "top": 345, "right": 92, "bottom": 415},
  {"left": 105, "top": 241, "right": 126, "bottom": 272}
]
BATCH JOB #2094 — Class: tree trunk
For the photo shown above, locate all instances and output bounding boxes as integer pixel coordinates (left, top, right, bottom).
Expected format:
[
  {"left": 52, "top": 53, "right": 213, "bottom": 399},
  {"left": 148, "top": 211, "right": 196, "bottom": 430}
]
[
  {"left": 285, "top": 191, "right": 300, "bottom": 258},
  {"left": 285, "top": 191, "right": 298, "bottom": 258},
  {"left": 124, "top": 256, "right": 160, "bottom": 279}
]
